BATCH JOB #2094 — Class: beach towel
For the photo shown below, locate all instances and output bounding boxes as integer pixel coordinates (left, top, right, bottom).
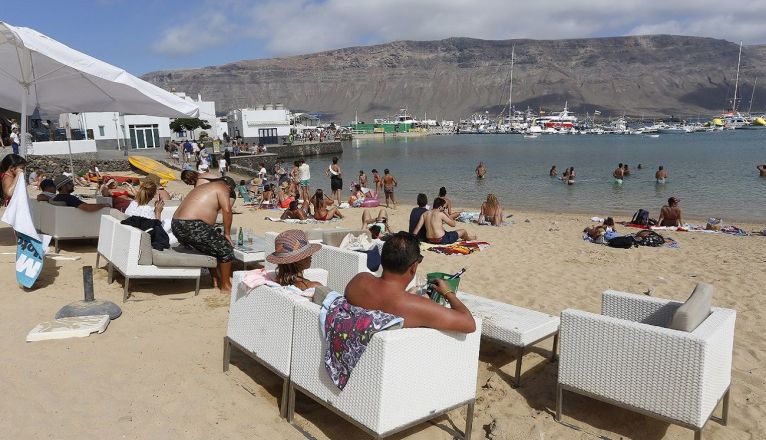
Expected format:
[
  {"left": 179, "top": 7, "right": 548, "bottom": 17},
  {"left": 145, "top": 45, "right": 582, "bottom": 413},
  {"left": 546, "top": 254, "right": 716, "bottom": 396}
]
[
  {"left": 320, "top": 292, "right": 403, "bottom": 389},
  {"left": 427, "top": 241, "right": 491, "bottom": 255},
  {"left": 456, "top": 211, "right": 512, "bottom": 226}
]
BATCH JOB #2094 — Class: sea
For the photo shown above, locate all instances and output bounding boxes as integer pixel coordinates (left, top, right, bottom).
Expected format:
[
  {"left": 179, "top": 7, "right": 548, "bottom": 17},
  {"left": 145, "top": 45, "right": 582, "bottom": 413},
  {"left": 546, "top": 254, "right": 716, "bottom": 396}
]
[{"left": 299, "top": 130, "right": 766, "bottom": 222}]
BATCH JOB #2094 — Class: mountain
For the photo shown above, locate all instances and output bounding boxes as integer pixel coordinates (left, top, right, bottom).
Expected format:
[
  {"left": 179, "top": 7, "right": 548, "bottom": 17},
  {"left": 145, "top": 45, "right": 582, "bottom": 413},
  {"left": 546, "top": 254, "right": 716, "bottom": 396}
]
[{"left": 141, "top": 35, "right": 766, "bottom": 122}]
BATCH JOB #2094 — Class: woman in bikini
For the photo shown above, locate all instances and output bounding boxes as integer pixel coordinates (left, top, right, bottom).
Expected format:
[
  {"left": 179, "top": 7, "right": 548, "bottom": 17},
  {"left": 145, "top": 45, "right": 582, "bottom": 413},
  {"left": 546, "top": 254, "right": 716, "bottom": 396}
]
[
  {"left": 310, "top": 188, "right": 343, "bottom": 221},
  {"left": 100, "top": 178, "right": 136, "bottom": 211},
  {"left": 478, "top": 193, "right": 504, "bottom": 226}
]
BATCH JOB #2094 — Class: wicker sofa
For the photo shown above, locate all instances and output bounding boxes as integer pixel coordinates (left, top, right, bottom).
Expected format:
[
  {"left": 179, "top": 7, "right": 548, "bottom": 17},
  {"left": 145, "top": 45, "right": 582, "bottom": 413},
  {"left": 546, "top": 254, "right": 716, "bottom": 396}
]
[{"left": 556, "top": 289, "right": 736, "bottom": 440}]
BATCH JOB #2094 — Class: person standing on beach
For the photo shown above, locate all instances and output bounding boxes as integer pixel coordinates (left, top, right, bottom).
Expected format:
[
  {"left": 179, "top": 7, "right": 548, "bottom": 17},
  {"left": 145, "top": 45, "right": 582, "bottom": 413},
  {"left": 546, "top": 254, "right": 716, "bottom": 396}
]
[
  {"left": 757, "top": 164, "right": 766, "bottom": 176},
  {"left": 658, "top": 196, "right": 683, "bottom": 227},
  {"left": 9, "top": 127, "right": 20, "bottom": 155},
  {"left": 325, "top": 156, "right": 342, "bottom": 205},
  {"left": 172, "top": 178, "right": 235, "bottom": 293},
  {"left": 382, "top": 169, "right": 398, "bottom": 208},
  {"left": 372, "top": 169, "right": 381, "bottom": 196},
  {"left": 476, "top": 162, "right": 486, "bottom": 179},
  {"left": 656, "top": 166, "right": 668, "bottom": 183},
  {"left": 613, "top": 163, "right": 624, "bottom": 183},
  {"left": 298, "top": 159, "right": 311, "bottom": 212},
  {"left": 359, "top": 170, "right": 368, "bottom": 188}
]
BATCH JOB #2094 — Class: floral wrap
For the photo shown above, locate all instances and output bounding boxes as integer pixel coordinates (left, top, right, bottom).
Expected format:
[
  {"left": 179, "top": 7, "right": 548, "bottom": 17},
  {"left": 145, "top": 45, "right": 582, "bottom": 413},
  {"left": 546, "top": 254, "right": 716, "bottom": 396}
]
[{"left": 321, "top": 292, "right": 403, "bottom": 389}]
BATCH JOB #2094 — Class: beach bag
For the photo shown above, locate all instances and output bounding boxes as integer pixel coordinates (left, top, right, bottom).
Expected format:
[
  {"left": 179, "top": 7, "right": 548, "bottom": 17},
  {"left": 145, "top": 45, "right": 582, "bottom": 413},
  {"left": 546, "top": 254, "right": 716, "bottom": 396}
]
[
  {"left": 631, "top": 209, "right": 650, "bottom": 226},
  {"left": 607, "top": 236, "right": 637, "bottom": 249},
  {"left": 635, "top": 230, "right": 665, "bottom": 247}
]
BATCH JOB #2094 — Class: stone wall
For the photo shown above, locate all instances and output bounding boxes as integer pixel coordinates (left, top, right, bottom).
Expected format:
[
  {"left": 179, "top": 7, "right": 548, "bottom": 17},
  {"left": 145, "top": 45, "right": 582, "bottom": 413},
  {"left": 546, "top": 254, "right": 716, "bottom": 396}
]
[
  {"left": 228, "top": 153, "right": 279, "bottom": 176},
  {"left": 26, "top": 154, "right": 131, "bottom": 177},
  {"left": 265, "top": 141, "right": 342, "bottom": 159}
]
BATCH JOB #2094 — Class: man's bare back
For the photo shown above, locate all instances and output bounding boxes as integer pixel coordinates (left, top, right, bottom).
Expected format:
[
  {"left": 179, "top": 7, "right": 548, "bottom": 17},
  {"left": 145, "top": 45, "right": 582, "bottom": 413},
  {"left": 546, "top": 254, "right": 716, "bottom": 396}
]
[
  {"left": 174, "top": 181, "right": 231, "bottom": 226},
  {"left": 659, "top": 206, "right": 682, "bottom": 226},
  {"left": 421, "top": 209, "right": 450, "bottom": 240}
]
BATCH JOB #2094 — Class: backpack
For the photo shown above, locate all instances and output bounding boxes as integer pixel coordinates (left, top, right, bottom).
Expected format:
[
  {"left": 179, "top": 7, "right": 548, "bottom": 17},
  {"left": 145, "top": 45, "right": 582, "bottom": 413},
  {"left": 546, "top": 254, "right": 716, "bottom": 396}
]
[
  {"left": 634, "top": 230, "right": 665, "bottom": 247},
  {"left": 607, "top": 235, "right": 637, "bottom": 249},
  {"left": 631, "top": 209, "right": 650, "bottom": 226}
]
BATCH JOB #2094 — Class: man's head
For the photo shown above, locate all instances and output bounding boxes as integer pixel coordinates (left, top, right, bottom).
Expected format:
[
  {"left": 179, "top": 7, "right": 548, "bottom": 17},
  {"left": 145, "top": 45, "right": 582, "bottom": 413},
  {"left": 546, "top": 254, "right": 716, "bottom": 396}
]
[
  {"left": 668, "top": 196, "right": 680, "bottom": 207},
  {"left": 618, "top": 163, "right": 623, "bottom": 168},
  {"left": 39, "top": 179, "right": 55, "bottom": 193},
  {"left": 384, "top": 168, "right": 390, "bottom": 175},
  {"left": 288, "top": 200, "right": 299, "bottom": 211},
  {"left": 604, "top": 217, "right": 615, "bottom": 227},
  {"left": 381, "top": 232, "right": 422, "bottom": 276},
  {"left": 294, "top": 160, "right": 300, "bottom": 167},
  {"left": 332, "top": 157, "right": 338, "bottom": 164},
  {"left": 432, "top": 197, "right": 446, "bottom": 210},
  {"left": 438, "top": 187, "right": 447, "bottom": 197},
  {"left": 180, "top": 170, "right": 198, "bottom": 185},
  {"left": 416, "top": 193, "right": 427, "bottom": 207},
  {"left": 369, "top": 224, "right": 382, "bottom": 239},
  {"left": 659, "top": 166, "right": 664, "bottom": 171},
  {"left": 372, "top": 168, "right": 378, "bottom": 174},
  {"left": 54, "top": 175, "right": 74, "bottom": 194}
]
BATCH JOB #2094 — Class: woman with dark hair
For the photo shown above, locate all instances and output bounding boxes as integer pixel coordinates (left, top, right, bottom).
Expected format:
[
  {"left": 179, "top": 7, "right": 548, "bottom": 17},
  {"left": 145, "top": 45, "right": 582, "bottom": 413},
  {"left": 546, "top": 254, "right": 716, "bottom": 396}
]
[
  {"left": 310, "top": 188, "right": 343, "bottom": 221},
  {"left": 0, "top": 153, "right": 27, "bottom": 205}
]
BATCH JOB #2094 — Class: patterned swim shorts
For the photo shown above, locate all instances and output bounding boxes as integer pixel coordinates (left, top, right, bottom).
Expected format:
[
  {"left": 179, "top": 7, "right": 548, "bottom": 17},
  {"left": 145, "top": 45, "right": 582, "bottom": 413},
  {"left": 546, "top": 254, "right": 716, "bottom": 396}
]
[{"left": 171, "top": 219, "right": 234, "bottom": 263}]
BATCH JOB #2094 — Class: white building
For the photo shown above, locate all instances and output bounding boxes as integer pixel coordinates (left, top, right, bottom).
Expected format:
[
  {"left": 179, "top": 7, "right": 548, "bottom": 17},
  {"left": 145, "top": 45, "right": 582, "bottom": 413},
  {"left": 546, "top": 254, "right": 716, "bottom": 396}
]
[
  {"left": 59, "top": 91, "right": 224, "bottom": 151},
  {"left": 227, "top": 104, "right": 291, "bottom": 145}
]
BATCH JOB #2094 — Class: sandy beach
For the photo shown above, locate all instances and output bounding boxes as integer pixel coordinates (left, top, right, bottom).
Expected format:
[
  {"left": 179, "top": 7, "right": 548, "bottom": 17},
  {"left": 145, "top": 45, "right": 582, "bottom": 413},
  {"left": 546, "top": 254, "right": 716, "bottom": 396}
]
[{"left": 1, "top": 178, "right": 764, "bottom": 440}]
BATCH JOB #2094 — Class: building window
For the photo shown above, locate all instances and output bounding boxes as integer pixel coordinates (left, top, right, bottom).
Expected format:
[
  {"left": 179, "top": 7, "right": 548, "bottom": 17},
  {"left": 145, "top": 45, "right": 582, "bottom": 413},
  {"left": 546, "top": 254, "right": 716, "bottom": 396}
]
[
  {"left": 128, "top": 124, "right": 160, "bottom": 148},
  {"left": 258, "top": 128, "right": 278, "bottom": 145},
  {"left": 98, "top": 125, "right": 105, "bottom": 137}
]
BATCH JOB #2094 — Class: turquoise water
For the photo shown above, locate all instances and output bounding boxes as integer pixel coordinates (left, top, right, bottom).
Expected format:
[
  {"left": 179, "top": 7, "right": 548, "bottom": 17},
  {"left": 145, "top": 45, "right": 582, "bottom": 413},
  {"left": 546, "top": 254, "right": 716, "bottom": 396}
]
[{"left": 301, "top": 131, "right": 766, "bottom": 221}]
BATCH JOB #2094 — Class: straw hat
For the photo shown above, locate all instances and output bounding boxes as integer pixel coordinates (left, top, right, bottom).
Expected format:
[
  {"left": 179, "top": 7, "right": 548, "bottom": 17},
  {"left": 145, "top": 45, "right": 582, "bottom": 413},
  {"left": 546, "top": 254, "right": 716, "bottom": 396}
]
[{"left": 266, "top": 229, "right": 321, "bottom": 265}]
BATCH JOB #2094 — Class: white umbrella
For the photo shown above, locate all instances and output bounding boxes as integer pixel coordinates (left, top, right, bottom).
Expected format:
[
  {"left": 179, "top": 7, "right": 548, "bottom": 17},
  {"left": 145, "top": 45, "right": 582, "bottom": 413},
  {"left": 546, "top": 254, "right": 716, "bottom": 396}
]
[{"left": 0, "top": 21, "right": 199, "bottom": 158}]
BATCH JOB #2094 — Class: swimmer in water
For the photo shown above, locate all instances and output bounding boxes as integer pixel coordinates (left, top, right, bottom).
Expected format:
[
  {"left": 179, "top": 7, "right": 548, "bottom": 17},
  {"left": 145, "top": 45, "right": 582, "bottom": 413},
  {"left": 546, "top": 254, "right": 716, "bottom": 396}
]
[
  {"left": 476, "top": 162, "right": 486, "bottom": 179},
  {"left": 613, "top": 163, "right": 624, "bottom": 184},
  {"left": 757, "top": 164, "right": 766, "bottom": 177},
  {"left": 549, "top": 165, "right": 558, "bottom": 177},
  {"left": 655, "top": 165, "right": 668, "bottom": 184},
  {"left": 566, "top": 167, "right": 575, "bottom": 185}
]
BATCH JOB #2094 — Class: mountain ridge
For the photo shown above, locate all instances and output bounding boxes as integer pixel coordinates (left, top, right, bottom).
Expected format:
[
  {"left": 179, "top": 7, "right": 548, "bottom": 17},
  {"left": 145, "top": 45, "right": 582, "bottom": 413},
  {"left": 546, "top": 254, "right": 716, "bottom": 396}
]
[{"left": 142, "top": 34, "right": 766, "bottom": 121}]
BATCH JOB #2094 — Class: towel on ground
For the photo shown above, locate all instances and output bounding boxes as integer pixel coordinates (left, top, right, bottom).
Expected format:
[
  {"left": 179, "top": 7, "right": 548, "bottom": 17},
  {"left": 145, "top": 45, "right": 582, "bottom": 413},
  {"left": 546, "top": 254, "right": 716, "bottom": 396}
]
[
  {"left": 427, "top": 241, "right": 490, "bottom": 255},
  {"left": 265, "top": 217, "right": 341, "bottom": 224},
  {"left": 320, "top": 291, "right": 403, "bottom": 389}
]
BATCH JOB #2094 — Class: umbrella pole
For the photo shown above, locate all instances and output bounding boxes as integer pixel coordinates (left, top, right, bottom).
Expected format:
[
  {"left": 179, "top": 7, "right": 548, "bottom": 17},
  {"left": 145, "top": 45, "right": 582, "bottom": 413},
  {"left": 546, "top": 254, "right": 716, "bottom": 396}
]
[
  {"left": 20, "top": 86, "right": 28, "bottom": 158},
  {"left": 65, "top": 122, "right": 75, "bottom": 175}
]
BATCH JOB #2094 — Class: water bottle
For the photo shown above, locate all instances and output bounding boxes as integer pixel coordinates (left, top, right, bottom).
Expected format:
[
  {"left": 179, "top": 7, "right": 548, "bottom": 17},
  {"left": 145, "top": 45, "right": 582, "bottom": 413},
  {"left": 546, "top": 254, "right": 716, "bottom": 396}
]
[{"left": 237, "top": 226, "right": 244, "bottom": 246}]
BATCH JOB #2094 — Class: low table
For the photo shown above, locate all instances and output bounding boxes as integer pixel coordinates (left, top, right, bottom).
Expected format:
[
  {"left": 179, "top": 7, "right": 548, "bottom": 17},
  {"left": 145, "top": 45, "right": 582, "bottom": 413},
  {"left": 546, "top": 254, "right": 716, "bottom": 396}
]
[
  {"left": 231, "top": 235, "right": 266, "bottom": 269},
  {"left": 457, "top": 292, "right": 560, "bottom": 387}
]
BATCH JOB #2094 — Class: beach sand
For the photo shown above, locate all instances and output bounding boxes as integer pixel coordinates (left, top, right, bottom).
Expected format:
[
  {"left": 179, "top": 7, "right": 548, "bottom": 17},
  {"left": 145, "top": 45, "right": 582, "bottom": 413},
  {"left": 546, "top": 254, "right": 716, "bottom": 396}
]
[{"left": 1, "top": 179, "right": 763, "bottom": 440}]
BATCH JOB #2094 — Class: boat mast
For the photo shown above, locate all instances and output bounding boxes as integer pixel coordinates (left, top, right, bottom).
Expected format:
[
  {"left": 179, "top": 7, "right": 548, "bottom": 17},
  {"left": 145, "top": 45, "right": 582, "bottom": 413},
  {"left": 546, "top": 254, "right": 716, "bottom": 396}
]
[
  {"left": 733, "top": 41, "right": 743, "bottom": 112},
  {"left": 748, "top": 76, "right": 758, "bottom": 115},
  {"left": 509, "top": 45, "right": 515, "bottom": 119}
]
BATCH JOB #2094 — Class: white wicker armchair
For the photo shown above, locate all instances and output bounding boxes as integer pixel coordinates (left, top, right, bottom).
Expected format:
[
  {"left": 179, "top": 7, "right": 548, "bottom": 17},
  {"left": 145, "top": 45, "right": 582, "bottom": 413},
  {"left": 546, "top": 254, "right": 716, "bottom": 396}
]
[
  {"left": 556, "top": 290, "right": 736, "bottom": 440},
  {"left": 264, "top": 231, "right": 369, "bottom": 293},
  {"left": 287, "top": 300, "right": 482, "bottom": 439}
]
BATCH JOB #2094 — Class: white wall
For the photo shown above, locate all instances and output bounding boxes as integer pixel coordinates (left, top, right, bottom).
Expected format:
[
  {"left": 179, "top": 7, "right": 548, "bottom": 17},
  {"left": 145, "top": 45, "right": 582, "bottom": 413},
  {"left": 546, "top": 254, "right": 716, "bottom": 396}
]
[
  {"left": 30, "top": 140, "right": 97, "bottom": 155},
  {"left": 227, "top": 108, "right": 291, "bottom": 139}
]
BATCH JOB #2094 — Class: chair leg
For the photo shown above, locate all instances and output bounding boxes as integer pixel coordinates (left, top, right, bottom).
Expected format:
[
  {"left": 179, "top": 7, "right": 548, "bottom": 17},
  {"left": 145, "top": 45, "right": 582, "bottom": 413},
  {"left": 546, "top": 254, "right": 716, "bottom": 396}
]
[
  {"left": 286, "top": 382, "right": 296, "bottom": 422},
  {"left": 195, "top": 276, "right": 200, "bottom": 296},
  {"left": 279, "top": 379, "right": 289, "bottom": 419},
  {"left": 464, "top": 401, "right": 475, "bottom": 440},
  {"left": 555, "top": 384, "right": 563, "bottom": 422},
  {"left": 107, "top": 263, "right": 114, "bottom": 284},
  {"left": 551, "top": 333, "right": 559, "bottom": 361},
  {"left": 223, "top": 337, "right": 231, "bottom": 372},
  {"left": 54, "top": 238, "right": 60, "bottom": 253},
  {"left": 694, "top": 429, "right": 702, "bottom": 440},
  {"left": 123, "top": 277, "right": 130, "bottom": 302},
  {"left": 95, "top": 252, "right": 100, "bottom": 268},
  {"left": 514, "top": 347, "right": 524, "bottom": 388},
  {"left": 721, "top": 388, "right": 730, "bottom": 426}
]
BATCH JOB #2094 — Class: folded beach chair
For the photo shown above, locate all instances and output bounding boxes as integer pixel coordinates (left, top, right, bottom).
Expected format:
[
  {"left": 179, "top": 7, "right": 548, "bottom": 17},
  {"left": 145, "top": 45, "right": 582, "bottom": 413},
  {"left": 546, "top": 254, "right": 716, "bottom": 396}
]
[{"left": 237, "top": 186, "right": 257, "bottom": 206}]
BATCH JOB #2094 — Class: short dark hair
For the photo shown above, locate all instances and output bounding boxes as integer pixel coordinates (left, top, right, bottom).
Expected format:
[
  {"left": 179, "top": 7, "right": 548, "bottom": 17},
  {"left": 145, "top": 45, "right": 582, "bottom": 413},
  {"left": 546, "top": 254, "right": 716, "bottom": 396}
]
[
  {"left": 371, "top": 169, "right": 378, "bottom": 173},
  {"left": 384, "top": 168, "right": 389, "bottom": 174},
  {"left": 439, "top": 187, "right": 447, "bottom": 197},
  {"left": 659, "top": 166, "right": 664, "bottom": 170},
  {"left": 289, "top": 200, "right": 298, "bottom": 210},
  {"left": 604, "top": 217, "right": 615, "bottom": 226},
  {"left": 416, "top": 193, "right": 427, "bottom": 207},
  {"left": 332, "top": 157, "right": 338, "bottom": 164},
  {"left": 381, "top": 232, "right": 421, "bottom": 274},
  {"left": 432, "top": 197, "right": 446, "bottom": 210},
  {"left": 294, "top": 160, "right": 300, "bottom": 166},
  {"left": 618, "top": 163, "right": 623, "bottom": 167}
]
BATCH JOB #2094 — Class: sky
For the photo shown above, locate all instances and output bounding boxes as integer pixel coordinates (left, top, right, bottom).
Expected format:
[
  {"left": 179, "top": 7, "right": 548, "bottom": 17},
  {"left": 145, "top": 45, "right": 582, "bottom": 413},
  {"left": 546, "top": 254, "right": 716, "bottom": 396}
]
[{"left": 4, "top": 0, "right": 766, "bottom": 76}]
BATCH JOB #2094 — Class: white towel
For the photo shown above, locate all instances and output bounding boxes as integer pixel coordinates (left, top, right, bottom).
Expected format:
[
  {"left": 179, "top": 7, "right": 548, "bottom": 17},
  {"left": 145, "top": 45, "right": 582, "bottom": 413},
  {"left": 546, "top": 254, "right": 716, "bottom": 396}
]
[{"left": 1, "top": 172, "right": 51, "bottom": 250}]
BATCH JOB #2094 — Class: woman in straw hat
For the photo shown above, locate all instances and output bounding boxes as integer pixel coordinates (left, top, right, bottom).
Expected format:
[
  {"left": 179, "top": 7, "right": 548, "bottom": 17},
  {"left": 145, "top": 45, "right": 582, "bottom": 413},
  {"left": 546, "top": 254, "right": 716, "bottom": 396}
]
[{"left": 267, "top": 230, "right": 323, "bottom": 291}]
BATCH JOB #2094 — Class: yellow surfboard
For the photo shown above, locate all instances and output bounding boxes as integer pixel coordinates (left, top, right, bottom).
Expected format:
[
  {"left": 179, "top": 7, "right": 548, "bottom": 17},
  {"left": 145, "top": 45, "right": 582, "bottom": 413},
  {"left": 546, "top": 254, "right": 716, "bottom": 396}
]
[{"left": 128, "top": 156, "right": 177, "bottom": 183}]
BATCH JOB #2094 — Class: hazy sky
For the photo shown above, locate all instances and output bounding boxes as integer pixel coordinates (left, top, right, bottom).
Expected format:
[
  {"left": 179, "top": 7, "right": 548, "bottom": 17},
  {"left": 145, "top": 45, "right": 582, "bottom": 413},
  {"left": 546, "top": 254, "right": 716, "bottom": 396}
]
[{"left": 4, "top": 0, "right": 766, "bottom": 75}]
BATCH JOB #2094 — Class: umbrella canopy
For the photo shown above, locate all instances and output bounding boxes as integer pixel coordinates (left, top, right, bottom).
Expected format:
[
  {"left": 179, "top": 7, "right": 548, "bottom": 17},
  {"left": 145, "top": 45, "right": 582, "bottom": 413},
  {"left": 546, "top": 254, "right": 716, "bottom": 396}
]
[{"left": 0, "top": 21, "right": 199, "bottom": 154}]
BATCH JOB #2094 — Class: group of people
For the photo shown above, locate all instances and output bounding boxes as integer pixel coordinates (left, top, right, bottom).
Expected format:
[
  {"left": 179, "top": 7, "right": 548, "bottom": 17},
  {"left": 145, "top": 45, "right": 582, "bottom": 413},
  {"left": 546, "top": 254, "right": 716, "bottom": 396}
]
[{"left": 549, "top": 165, "right": 576, "bottom": 185}]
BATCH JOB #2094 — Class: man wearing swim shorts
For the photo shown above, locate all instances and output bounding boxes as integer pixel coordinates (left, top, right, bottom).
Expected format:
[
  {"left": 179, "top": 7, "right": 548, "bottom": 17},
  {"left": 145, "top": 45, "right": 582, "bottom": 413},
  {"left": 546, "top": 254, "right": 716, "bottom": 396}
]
[
  {"left": 656, "top": 165, "right": 668, "bottom": 183},
  {"left": 382, "top": 168, "right": 398, "bottom": 209},
  {"left": 413, "top": 198, "right": 475, "bottom": 245},
  {"left": 612, "top": 163, "right": 624, "bottom": 184},
  {"left": 172, "top": 178, "right": 236, "bottom": 293},
  {"left": 298, "top": 158, "right": 311, "bottom": 212}
]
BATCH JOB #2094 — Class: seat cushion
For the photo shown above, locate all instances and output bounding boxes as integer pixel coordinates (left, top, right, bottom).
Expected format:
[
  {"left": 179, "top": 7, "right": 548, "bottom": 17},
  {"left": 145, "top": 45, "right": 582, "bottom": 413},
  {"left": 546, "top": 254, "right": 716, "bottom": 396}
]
[
  {"left": 138, "top": 231, "right": 153, "bottom": 265},
  {"left": 669, "top": 283, "right": 714, "bottom": 332},
  {"left": 324, "top": 230, "right": 370, "bottom": 247},
  {"left": 151, "top": 246, "right": 217, "bottom": 268}
]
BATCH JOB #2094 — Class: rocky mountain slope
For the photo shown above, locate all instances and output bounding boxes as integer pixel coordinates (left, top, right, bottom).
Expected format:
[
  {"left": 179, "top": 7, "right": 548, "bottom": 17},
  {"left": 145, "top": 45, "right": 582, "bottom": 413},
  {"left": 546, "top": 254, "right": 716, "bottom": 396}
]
[{"left": 142, "top": 35, "right": 766, "bottom": 121}]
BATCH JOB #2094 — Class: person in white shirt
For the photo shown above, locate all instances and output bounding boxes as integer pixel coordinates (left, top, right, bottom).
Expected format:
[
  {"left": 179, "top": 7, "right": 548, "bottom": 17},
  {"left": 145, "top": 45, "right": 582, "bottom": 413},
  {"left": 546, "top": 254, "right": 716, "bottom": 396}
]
[
  {"left": 9, "top": 127, "right": 20, "bottom": 155},
  {"left": 298, "top": 159, "right": 311, "bottom": 212},
  {"left": 125, "top": 181, "right": 177, "bottom": 244}
]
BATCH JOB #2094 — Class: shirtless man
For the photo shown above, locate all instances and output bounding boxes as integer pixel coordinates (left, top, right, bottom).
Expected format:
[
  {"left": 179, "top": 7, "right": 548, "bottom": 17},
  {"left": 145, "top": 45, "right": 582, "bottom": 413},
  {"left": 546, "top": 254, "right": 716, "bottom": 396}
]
[
  {"left": 757, "top": 164, "right": 766, "bottom": 177},
  {"left": 658, "top": 196, "right": 683, "bottom": 227},
  {"left": 656, "top": 165, "right": 668, "bottom": 183},
  {"left": 549, "top": 165, "right": 557, "bottom": 177},
  {"left": 382, "top": 168, "right": 398, "bottom": 208},
  {"left": 413, "top": 198, "right": 475, "bottom": 245},
  {"left": 613, "top": 163, "right": 624, "bottom": 183},
  {"left": 181, "top": 170, "right": 220, "bottom": 187},
  {"left": 345, "top": 232, "right": 476, "bottom": 333},
  {"left": 475, "top": 162, "right": 486, "bottom": 179},
  {"left": 280, "top": 200, "right": 307, "bottom": 220},
  {"left": 171, "top": 179, "right": 235, "bottom": 292},
  {"left": 434, "top": 187, "right": 459, "bottom": 219}
]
